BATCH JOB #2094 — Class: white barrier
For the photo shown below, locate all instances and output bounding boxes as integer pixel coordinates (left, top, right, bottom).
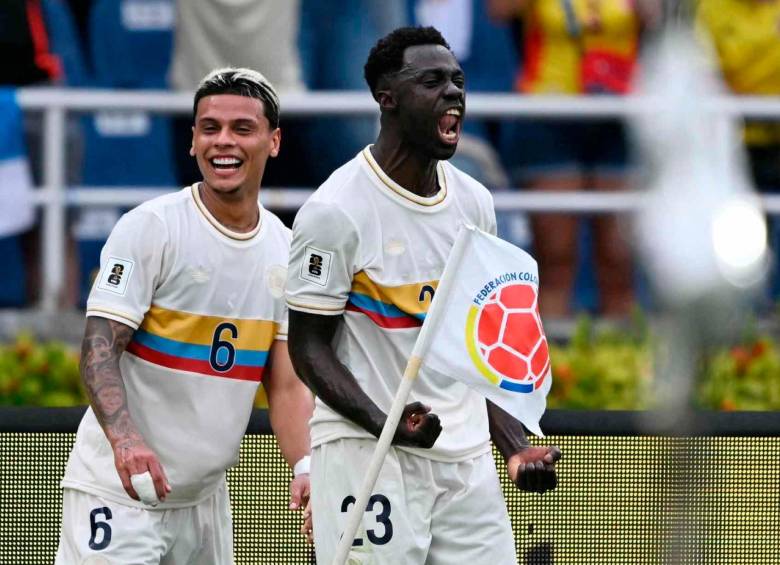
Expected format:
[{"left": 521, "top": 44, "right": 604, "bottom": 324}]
[{"left": 15, "top": 88, "right": 780, "bottom": 310}]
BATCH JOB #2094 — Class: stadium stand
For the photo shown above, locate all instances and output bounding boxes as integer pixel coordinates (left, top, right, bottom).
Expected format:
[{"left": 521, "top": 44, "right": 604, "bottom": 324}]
[{"left": 3, "top": 1, "right": 778, "bottom": 311}]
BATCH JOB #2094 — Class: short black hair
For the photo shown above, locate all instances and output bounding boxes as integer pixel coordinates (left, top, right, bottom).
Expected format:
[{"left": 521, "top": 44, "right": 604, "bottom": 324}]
[
  {"left": 193, "top": 67, "right": 280, "bottom": 128},
  {"left": 364, "top": 26, "right": 451, "bottom": 98}
]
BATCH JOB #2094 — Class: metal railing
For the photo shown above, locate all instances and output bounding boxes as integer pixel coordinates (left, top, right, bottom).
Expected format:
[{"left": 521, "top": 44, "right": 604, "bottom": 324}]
[{"left": 16, "top": 88, "right": 780, "bottom": 310}]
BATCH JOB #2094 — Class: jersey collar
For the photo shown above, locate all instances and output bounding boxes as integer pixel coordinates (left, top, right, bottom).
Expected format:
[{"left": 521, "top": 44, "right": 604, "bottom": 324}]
[
  {"left": 190, "top": 183, "right": 263, "bottom": 241},
  {"left": 361, "top": 146, "right": 448, "bottom": 207}
]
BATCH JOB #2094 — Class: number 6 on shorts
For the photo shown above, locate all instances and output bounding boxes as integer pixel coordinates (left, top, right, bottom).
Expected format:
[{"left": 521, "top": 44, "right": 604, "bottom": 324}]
[{"left": 88, "top": 507, "right": 112, "bottom": 550}]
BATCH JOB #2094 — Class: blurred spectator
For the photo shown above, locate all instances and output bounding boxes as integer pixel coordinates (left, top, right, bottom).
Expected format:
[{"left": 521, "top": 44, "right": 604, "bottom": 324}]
[
  {"left": 413, "top": 0, "right": 530, "bottom": 247},
  {"left": 64, "top": 0, "right": 96, "bottom": 59},
  {"left": 489, "top": 0, "right": 660, "bottom": 318},
  {"left": 298, "top": 0, "right": 408, "bottom": 183},
  {"left": 1, "top": 0, "right": 62, "bottom": 86},
  {"left": 0, "top": 0, "right": 85, "bottom": 307},
  {"left": 19, "top": 0, "right": 89, "bottom": 185},
  {"left": 169, "top": 0, "right": 314, "bottom": 193},
  {"left": 170, "top": 0, "right": 303, "bottom": 93},
  {"left": 696, "top": 0, "right": 780, "bottom": 299},
  {"left": 414, "top": 0, "right": 518, "bottom": 93},
  {"left": 43, "top": 0, "right": 90, "bottom": 87},
  {"left": 0, "top": 89, "right": 36, "bottom": 307},
  {"left": 0, "top": 0, "right": 57, "bottom": 304}
]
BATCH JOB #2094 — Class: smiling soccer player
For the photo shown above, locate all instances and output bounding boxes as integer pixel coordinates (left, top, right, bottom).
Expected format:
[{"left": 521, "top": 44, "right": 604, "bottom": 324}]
[{"left": 55, "top": 68, "right": 313, "bottom": 564}]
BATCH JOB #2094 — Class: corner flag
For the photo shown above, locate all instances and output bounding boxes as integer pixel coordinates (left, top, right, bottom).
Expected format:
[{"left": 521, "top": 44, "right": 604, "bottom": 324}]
[{"left": 422, "top": 225, "right": 551, "bottom": 437}]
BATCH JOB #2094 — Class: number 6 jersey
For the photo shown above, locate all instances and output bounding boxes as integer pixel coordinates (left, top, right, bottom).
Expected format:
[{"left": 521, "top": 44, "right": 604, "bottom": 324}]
[
  {"left": 286, "top": 147, "right": 498, "bottom": 462},
  {"left": 62, "top": 184, "right": 290, "bottom": 508}
]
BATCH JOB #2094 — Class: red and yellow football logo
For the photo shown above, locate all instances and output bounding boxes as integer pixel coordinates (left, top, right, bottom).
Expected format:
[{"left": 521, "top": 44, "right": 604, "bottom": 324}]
[{"left": 465, "top": 283, "right": 550, "bottom": 393}]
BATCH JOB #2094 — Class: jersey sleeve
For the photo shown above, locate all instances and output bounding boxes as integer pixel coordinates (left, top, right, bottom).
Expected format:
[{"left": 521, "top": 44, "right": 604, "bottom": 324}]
[
  {"left": 275, "top": 303, "right": 289, "bottom": 341},
  {"left": 483, "top": 190, "right": 498, "bottom": 236},
  {"left": 286, "top": 199, "right": 360, "bottom": 316},
  {"left": 85, "top": 209, "right": 167, "bottom": 329}
]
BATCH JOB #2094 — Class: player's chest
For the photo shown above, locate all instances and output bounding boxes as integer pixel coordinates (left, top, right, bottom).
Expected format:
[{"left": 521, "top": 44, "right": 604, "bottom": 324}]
[
  {"left": 156, "top": 244, "right": 286, "bottom": 315},
  {"left": 361, "top": 215, "right": 459, "bottom": 284}
]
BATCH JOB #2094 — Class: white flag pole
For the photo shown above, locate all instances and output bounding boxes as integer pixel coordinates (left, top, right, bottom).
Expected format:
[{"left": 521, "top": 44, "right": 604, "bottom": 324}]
[{"left": 331, "top": 225, "right": 476, "bottom": 565}]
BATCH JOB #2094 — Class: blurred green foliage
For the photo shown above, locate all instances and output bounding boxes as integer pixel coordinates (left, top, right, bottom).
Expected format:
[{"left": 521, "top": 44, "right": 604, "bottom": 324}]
[
  {"left": 549, "top": 313, "right": 654, "bottom": 410},
  {"left": 698, "top": 337, "right": 780, "bottom": 411},
  {"left": 2, "top": 318, "right": 779, "bottom": 410},
  {"left": 549, "top": 313, "right": 780, "bottom": 411},
  {"left": 0, "top": 333, "right": 87, "bottom": 406}
]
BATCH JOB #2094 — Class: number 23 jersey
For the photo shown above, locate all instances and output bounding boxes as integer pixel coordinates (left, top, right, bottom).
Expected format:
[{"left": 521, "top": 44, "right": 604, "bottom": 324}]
[
  {"left": 62, "top": 184, "right": 290, "bottom": 508},
  {"left": 286, "top": 147, "right": 497, "bottom": 462}
]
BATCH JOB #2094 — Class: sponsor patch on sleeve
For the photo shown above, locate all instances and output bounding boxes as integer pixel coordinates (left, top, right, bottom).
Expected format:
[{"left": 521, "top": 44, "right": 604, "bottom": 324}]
[
  {"left": 299, "top": 246, "right": 332, "bottom": 287},
  {"left": 97, "top": 256, "right": 134, "bottom": 296}
]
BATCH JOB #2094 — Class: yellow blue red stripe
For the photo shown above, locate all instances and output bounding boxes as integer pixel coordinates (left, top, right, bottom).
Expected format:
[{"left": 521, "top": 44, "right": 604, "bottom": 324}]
[
  {"left": 346, "top": 271, "right": 438, "bottom": 329},
  {"left": 126, "top": 305, "right": 278, "bottom": 381}
]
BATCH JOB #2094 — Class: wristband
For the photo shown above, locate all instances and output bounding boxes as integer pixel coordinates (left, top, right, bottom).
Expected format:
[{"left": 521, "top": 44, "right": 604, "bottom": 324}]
[{"left": 293, "top": 455, "right": 311, "bottom": 477}]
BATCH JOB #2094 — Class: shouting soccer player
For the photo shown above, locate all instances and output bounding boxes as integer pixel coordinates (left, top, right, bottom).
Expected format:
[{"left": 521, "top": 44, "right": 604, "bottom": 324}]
[
  {"left": 56, "top": 68, "right": 313, "bottom": 563},
  {"left": 287, "top": 27, "right": 561, "bottom": 563}
]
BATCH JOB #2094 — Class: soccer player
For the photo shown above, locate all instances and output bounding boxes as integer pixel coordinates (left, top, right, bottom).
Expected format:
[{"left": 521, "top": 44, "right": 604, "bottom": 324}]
[
  {"left": 56, "top": 68, "right": 314, "bottom": 563},
  {"left": 286, "top": 27, "right": 561, "bottom": 563}
]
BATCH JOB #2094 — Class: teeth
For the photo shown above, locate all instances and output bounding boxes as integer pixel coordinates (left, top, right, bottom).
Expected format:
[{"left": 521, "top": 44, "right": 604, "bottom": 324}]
[
  {"left": 442, "top": 130, "right": 457, "bottom": 140},
  {"left": 212, "top": 157, "right": 241, "bottom": 166},
  {"left": 445, "top": 108, "right": 461, "bottom": 117}
]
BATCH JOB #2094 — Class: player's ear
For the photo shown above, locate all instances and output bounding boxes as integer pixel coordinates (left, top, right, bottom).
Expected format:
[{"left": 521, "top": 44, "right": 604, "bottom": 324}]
[
  {"left": 374, "top": 77, "right": 397, "bottom": 110},
  {"left": 376, "top": 90, "right": 396, "bottom": 110},
  {"left": 190, "top": 126, "right": 196, "bottom": 156},
  {"left": 269, "top": 127, "right": 281, "bottom": 158}
]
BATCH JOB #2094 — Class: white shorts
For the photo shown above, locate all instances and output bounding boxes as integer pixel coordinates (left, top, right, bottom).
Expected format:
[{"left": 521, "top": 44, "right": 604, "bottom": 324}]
[
  {"left": 55, "top": 480, "right": 233, "bottom": 565},
  {"left": 311, "top": 438, "right": 516, "bottom": 565}
]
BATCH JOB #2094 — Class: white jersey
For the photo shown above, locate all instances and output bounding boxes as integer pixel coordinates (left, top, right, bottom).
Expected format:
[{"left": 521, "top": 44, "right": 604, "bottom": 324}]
[
  {"left": 286, "top": 147, "right": 497, "bottom": 462},
  {"left": 63, "top": 184, "right": 290, "bottom": 508}
]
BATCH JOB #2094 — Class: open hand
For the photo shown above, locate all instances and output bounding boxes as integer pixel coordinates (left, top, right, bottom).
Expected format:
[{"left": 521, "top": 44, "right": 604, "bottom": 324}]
[
  {"left": 508, "top": 445, "right": 561, "bottom": 494},
  {"left": 392, "top": 401, "right": 442, "bottom": 448}
]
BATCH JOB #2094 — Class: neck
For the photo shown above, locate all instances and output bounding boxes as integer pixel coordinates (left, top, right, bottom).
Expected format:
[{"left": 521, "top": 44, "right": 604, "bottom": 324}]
[
  {"left": 198, "top": 182, "right": 259, "bottom": 233},
  {"left": 371, "top": 133, "right": 439, "bottom": 198}
]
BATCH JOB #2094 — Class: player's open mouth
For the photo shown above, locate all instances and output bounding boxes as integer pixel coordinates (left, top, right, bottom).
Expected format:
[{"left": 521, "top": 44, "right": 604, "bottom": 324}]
[
  {"left": 437, "top": 108, "right": 462, "bottom": 145},
  {"left": 210, "top": 156, "right": 243, "bottom": 172}
]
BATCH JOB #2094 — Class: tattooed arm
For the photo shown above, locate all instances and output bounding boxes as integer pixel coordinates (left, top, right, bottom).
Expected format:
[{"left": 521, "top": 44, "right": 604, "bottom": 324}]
[{"left": 80, "top": 316, "right": 171, "bottom": 502}]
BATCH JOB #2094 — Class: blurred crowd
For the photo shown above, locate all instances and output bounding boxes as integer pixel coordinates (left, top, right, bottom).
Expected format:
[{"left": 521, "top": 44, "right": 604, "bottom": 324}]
[{"left": 1, "top": 0, "right": 779, "bottom": 317}]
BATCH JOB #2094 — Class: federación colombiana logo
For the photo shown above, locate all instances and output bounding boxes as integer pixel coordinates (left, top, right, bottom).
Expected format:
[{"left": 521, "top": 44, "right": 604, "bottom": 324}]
[{"left": 465, "top": 273, "right": 549, "bottom": 393}]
